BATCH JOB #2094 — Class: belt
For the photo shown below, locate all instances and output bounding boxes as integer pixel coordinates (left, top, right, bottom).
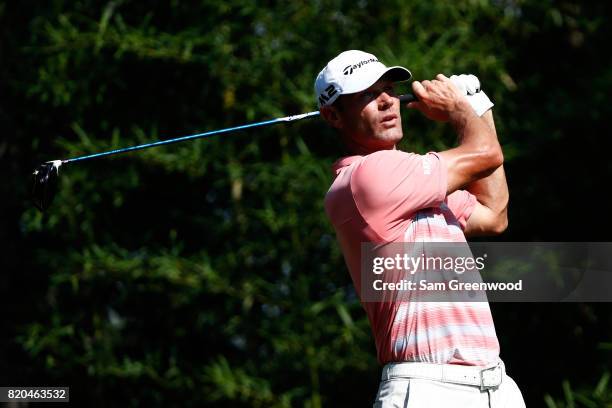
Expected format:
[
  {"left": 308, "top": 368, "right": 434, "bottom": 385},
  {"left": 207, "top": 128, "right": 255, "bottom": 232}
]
[{"left": 381, "top": 360, "right": 504, "bottom": 391}]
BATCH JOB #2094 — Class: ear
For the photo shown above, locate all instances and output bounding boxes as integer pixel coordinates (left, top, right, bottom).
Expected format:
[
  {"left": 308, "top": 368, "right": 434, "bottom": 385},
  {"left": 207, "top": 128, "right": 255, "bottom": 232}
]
[{"left": 320, "top": 105, "right": 344, "bottom": 129}]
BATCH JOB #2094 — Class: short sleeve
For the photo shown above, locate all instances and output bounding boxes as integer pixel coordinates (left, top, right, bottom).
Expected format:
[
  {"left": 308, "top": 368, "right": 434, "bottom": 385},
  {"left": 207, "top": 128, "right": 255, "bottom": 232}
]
[
  {"left": 350, "top": 150, "right": 447, "bottom": 237},
  {"left": 445, "top": 190, "right": 477, "bottom": 230}
]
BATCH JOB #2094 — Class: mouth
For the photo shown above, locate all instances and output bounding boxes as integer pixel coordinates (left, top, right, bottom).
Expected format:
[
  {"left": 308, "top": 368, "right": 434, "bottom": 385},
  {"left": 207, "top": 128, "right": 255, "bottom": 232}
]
[{"left": 381, "top": 114, "right": 398, "bottom": 127}]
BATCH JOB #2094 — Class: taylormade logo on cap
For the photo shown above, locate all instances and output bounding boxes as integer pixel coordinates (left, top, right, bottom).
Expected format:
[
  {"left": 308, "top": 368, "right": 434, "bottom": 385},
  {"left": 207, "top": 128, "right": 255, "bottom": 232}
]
[
  {"left": 315, "top": 50, "right": 412, "bottom": 107},
  {"left": 342, "top": 58, "right": 379, "bottom": 75}
]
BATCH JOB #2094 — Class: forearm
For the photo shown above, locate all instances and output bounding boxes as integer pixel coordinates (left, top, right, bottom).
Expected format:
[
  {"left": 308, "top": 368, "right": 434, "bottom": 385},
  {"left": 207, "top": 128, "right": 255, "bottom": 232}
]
[
  {"left": 440, "top": 101, "right": 503, "bottom": 193},
  {"left": 465, "top": 110, "right": 509, "bottom": 215},
  {"left": 450, "top": 101, "right": 498, "bottom": 152}
]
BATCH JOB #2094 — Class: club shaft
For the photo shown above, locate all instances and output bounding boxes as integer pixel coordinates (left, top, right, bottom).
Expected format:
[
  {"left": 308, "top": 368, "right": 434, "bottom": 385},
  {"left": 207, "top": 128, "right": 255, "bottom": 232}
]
[
  {"left": 62, "top": 94, "right": 415, "bottom": 164},
  {"left": 63, "top": 114, "right": 318, "bottom": 163}
]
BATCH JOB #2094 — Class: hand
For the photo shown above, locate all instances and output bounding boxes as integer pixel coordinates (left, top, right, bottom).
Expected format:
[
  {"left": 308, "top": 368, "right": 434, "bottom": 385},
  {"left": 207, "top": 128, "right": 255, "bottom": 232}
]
[
  {"left": 407, "top": 74, "right": 470, "bottom": 122},
  {"left": 450, "top": 74, "right": 494, "bottom": 116},
  {"left": 450, "top": 74, "right": 480, "bottom": 96}
]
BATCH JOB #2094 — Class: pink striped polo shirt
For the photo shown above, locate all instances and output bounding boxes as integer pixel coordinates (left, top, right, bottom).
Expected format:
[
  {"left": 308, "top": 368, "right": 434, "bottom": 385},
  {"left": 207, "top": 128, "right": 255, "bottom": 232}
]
[{"left": 324, "top": 149, "right": 500, "bottom": 366}]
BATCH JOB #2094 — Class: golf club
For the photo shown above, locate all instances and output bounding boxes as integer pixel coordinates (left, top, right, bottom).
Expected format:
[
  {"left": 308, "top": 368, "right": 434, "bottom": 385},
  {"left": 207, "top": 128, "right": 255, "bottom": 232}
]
[{"left": 31, "top": 93, "right": 416, "bottom": 211}]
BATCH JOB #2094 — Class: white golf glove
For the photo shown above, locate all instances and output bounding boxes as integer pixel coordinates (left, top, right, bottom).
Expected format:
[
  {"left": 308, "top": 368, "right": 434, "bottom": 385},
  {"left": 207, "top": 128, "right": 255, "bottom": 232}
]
[{"left": 450, "top": 74, "right": 494, "bottom": 116}]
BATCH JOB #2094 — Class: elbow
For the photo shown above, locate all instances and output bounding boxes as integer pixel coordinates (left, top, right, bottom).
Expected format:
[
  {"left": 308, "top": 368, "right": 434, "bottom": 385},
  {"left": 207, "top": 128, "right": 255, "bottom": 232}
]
[
  {"left": 490, "top": 208, "right": 508, "bottom": 235},
  {"left": 485, "top": 144, "right": 504, "bottom": 171},
  {"left": 473, "top": 144, "right": 503, "bottom": 178},
  {"left": 450, "top": 142, "right": 505, "bottom": 185},
  {"left": 491, "top": 215, "right": 508, "bottom": 235}
]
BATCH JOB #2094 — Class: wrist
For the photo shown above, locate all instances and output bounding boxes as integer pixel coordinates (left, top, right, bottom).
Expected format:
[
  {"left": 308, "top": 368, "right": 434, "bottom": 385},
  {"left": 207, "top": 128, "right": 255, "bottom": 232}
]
[{"left": 449, "top": 99, "right": 477, "bottom": 126}]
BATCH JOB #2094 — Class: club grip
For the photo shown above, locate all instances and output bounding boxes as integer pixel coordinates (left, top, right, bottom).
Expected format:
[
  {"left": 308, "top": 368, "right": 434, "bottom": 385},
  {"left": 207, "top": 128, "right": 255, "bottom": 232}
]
[{"left": 398, "top": 94, "right": 417, "bottom": 104}]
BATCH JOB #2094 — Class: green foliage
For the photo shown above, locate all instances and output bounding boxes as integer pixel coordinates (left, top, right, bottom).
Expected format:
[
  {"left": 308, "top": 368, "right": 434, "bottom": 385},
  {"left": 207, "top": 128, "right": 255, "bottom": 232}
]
[
  {"left": 1, "top": 0, "right": 611, "bottom": 407},
  {"left": 544, "top": 372, "right": 612, "bottom": 408}
]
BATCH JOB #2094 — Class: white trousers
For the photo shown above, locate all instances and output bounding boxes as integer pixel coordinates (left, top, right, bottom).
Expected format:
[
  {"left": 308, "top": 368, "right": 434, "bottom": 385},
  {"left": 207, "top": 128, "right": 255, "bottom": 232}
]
[{"left": 373, "top": 367, "right": 526, "bottom": 407}]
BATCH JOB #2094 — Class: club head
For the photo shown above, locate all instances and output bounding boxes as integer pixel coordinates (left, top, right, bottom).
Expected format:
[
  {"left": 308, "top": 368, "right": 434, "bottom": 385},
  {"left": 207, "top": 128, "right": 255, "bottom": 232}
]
[{"left": 32, "top": 160, "right": 62, "bottom": 211}]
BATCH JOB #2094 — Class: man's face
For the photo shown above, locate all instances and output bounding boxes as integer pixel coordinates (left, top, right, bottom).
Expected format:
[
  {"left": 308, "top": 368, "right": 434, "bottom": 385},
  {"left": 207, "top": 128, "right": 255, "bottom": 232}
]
[{"left": 332, "top": 79, "right": 403, "bottom": 153}]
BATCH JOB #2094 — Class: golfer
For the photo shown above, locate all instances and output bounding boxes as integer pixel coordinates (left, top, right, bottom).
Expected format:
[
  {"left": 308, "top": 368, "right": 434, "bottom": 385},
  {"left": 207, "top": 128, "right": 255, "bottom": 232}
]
[{"left": 317, "top": 50, "right": 526, "bottom": 407}]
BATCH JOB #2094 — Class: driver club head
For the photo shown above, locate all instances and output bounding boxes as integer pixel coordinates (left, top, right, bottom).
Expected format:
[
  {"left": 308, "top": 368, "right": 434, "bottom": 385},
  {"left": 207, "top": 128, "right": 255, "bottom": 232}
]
[{"left": 32, "top": 160, "right": 62, "bottom": 211}]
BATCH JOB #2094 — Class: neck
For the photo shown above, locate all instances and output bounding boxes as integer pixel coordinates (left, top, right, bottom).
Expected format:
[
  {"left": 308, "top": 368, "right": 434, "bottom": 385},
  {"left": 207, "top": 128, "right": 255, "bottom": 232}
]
[{"left": 342, "top": 136, "right": 397, "bottom": 156}]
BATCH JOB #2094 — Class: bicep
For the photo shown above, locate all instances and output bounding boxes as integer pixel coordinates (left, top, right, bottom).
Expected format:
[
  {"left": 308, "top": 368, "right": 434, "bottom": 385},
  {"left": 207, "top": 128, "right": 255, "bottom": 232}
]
[{"left": 439, "top": 146, "right": 501, "bottom": 196}]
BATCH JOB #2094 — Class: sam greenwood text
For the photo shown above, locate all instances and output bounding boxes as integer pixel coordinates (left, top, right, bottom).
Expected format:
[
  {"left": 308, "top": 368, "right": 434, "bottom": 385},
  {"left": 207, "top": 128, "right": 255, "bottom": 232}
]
[{"left": 372, "top": 279, "right": 523, "bottom": 291}]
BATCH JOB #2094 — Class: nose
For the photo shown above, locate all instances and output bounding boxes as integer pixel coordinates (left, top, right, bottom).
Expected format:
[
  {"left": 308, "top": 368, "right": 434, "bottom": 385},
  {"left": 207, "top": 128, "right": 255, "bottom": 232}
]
[{"left": 378, "top": 91, "right": 393, "bottom": 110}]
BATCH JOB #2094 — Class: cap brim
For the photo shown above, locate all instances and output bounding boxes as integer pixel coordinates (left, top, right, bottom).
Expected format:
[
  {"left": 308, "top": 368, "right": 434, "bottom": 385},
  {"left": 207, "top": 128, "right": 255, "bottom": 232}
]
[
  {"left": 382, "top": 66, "right": 412, "bottom": 82},
  {"left": 342, "top": 65, "right": 412, "bottom": 96}
]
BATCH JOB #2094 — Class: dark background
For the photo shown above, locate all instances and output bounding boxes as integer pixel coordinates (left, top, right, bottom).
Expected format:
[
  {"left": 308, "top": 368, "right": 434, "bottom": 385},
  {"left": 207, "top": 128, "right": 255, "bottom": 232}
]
[{"left": 1, "top": 1, "right": 611, "bottom": 406}]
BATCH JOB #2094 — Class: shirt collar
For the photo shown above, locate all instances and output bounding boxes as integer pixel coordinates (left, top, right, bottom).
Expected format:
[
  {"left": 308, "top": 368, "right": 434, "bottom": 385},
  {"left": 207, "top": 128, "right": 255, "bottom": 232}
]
[{"left": 331, "top": 155, "right": 362, "bottom": 176}]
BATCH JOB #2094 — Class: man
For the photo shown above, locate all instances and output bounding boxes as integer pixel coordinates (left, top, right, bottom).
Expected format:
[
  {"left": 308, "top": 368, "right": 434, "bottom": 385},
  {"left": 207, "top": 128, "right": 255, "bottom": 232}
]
[{"left": 316, "top": 50, "right": 526, "bottom": 407}]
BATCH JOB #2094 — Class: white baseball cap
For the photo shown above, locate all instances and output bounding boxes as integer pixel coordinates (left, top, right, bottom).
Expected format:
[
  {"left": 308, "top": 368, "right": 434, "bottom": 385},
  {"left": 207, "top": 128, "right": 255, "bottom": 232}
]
[{"left": 314, "top": 50, "right": 412, "bottom": 107}]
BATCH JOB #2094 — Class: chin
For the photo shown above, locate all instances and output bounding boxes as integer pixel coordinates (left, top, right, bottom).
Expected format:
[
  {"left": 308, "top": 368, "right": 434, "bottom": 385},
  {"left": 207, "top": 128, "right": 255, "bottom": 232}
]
[{"left": 381, "top": 129, "right": 403, "bottom": 144}]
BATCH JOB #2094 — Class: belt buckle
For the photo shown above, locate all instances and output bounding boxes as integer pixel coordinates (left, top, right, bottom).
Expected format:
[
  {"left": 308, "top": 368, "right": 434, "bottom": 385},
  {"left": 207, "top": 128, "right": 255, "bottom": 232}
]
[{"left": 479, "top": 363, "right": 502, "bottom": 391}]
